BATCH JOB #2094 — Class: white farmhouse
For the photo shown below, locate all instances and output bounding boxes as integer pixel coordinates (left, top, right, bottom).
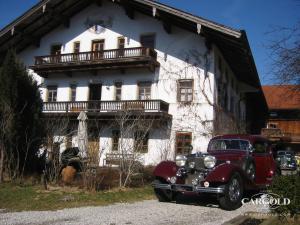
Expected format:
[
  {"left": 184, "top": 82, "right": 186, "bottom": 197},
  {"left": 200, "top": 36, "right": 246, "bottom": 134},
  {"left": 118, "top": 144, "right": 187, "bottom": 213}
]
[{"left": 0, "top": 0, "right": 267, "bottom": 166}]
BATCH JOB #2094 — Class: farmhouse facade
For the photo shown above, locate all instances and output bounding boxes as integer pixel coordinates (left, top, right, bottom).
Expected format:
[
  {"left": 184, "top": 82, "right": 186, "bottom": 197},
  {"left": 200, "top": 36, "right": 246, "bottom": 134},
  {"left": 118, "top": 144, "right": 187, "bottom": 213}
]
[{"left": 0, "top": 0, "right": 267, "bottom": 165}]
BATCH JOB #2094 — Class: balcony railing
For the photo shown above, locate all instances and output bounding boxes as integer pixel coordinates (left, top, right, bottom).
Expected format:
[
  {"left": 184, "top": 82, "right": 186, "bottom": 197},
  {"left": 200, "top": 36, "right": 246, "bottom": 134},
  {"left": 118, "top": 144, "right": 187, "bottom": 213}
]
[
  {"left": 43, "top": 100, "right": 169, "bottom": 114},
  {"left": 34, "top": 47, "right": 157, "bottom": 66}
]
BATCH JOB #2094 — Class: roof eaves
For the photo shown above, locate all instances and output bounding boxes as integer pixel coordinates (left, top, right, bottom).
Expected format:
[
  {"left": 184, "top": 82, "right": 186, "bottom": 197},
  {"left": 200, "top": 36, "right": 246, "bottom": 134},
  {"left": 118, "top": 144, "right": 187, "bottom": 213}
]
[
  {"left": 0, "top": 0, "right": 242, "bottom": 40},
  {"left": 0, "top": 0, "right": 52, "bottom": 37},
  {"left": 134, "top": 0, "right": 242, "bottom": 38}
]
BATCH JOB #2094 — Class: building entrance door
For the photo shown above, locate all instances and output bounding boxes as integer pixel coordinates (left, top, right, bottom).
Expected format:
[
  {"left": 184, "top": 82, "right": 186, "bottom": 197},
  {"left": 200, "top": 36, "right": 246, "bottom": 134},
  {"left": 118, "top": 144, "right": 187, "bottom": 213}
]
[{"left": 89, "top": 84, "right": 102, "bottom": 111}]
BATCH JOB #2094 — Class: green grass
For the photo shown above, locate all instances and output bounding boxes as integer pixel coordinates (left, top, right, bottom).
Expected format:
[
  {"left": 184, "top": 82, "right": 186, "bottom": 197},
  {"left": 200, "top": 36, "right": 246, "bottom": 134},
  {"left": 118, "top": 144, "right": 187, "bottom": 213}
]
[{"left": 0, "top": 183, "right": 155, "bottom": 212}]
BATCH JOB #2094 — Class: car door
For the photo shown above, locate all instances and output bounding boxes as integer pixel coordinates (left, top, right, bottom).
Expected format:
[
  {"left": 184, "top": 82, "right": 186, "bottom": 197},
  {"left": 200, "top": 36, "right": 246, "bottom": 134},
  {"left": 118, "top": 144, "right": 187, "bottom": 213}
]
[{"left": 252, "top": 140, "right": 272, "bottom": 185}]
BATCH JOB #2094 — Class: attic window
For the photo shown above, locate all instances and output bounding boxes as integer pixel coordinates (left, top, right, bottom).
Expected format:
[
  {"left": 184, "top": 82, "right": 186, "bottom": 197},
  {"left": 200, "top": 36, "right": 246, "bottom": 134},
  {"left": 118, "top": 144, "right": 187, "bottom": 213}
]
[{"left": 73, "top": 42, "right": 80, "bottom": 53}]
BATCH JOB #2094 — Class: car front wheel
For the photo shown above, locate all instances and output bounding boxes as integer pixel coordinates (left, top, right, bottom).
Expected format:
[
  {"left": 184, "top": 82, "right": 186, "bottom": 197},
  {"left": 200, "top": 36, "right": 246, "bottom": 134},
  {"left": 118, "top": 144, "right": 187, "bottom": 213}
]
[
  {"left": 219, "top": 173, "right": 244, "bottom": 210},
  {"left": 153, "top": 179, "right": 175, "bottom": 202}
]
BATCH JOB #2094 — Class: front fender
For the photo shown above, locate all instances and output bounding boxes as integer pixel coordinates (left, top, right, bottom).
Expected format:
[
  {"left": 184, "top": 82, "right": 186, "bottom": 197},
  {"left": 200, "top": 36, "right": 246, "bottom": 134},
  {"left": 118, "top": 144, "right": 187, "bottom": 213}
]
[
  {"left": 205, "top": 163, "right": 244, "bottom": 183},
  {"left": 153, "top": 161, "right": 178, "bottom": 181}
]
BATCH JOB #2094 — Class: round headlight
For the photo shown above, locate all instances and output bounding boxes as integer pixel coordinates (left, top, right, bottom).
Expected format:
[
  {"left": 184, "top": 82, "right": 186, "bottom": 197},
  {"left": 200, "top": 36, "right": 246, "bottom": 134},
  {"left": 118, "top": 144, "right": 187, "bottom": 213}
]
[
  {"left": 204, "top": 155, "right": 216, "bottom": 169},
  {"left": 176, "top": 155, "right": 187, "bottom": 167}
]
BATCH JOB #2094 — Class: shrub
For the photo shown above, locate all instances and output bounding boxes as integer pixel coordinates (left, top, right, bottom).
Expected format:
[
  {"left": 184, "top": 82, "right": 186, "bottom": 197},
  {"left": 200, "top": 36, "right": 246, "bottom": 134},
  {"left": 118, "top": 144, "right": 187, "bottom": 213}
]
[
  {"left": 65, "top": 165, "right": 156, "bottom": 191},
  {"left": 141, "top": 165, "right": 155, "bottom": 184},
  {"left": 269, "top": 174, "right": 300, "bottom": 219},
  {"left": 127, "top": 165, "right": 155, "bottom": 187},
  {"left": 95, "top": 167, "right": 119, "bottom": 190}
]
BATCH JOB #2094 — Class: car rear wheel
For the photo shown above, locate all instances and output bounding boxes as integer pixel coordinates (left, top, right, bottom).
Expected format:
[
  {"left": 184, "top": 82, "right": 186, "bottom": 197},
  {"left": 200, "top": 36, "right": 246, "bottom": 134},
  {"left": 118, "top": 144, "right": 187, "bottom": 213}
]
[
  {"left": 219, "top": 173, "right": 244, "bottom": 210},
  {"left": 153, "top": 179, "right": 175, "bottom": 202}
]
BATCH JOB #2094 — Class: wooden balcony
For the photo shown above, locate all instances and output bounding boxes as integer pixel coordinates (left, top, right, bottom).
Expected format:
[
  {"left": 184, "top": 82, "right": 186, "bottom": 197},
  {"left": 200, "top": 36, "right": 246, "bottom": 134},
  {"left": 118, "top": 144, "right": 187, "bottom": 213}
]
[
  {"left": 261, "top": 127, "right": 300, "bottom": 143},
  {"left": 42, "top": 100, "right": 170, "bottom": 119},
  {"left": 261, "top": 128, "right": 292, "bottom": 142},
  {"left": 30, "top": 47, "right": 159, "bottom": 75}
]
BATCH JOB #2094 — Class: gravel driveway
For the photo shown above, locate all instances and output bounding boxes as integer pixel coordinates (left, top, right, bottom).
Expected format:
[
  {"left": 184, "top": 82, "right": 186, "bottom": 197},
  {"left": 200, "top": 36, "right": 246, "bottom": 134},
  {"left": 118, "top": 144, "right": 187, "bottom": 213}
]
[{"left": 0, "top": 196, "right": 268, "bottom": 225}]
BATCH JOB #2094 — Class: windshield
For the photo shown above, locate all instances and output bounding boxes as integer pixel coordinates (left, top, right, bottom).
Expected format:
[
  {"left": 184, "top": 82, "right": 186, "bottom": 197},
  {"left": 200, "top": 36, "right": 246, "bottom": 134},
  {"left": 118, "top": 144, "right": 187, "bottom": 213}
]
[
  {"left": 208, "top": 139, "right": 251, "bottom": 151},
  {"left": 277, "top": 154, "right": 296, "bottom": 162}
]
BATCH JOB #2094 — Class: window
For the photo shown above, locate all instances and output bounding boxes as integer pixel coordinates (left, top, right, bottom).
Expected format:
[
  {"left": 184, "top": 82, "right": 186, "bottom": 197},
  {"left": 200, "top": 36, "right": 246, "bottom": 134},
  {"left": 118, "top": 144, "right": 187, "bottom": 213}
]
[
  {"left": 47, "top": 86, "right": 57, "bottom": 102},
  {"left": 134, "top": 130, "right": 149, "bottom": 153},
  {"left": 117, "top": 37, "right": 125, "bottom": 57},
  {"left": 138, "top": 82, "right": 151, "bottom": 100},
  {"left": 115, "top": 82, "right": 122, "bottom": 101},
  {"left": 112, "top": 130, "right": 120, "bottom": 152},
  {"left": 208, "top": 139, "right": 251, "bottom": 151},
  {"left": 176, "top": 132, "right": 192, "bottom": 155},
  {"left": 140, "top": 34, "right": 155, "bottom": 48},
  {"left": 253, "top": 141, "right": 268, "bottom": 153},
  {"left": 270, "top": 112, "right": 278, "bottom": 117},
  {"left": 73, "top": 42, "right": 80, "bottom": 53},
  {"left": 92, "top": 39, "right": 105, "bottom": 59},
  {"left": 89, "top": 83, "right": 102, "bottom": 101},
  {"left": 50, "top": 44, "right": 62, "bottom": 63},
  {"left": 178, "top": 80, "right": 193, "bottom": 103},
  {"left": 70, "top": 85, "right": 77, "bottom": 102},
  {"left": 268, "top": 123, "right": 278, "bottom": 128}
]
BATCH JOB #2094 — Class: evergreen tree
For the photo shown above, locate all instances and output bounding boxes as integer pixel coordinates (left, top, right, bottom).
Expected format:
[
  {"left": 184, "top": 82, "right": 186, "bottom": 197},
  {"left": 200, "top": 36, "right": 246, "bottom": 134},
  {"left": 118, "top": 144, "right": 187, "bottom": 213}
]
[{"left": 0, "top": 50, "right": 44, "bottom": 181}]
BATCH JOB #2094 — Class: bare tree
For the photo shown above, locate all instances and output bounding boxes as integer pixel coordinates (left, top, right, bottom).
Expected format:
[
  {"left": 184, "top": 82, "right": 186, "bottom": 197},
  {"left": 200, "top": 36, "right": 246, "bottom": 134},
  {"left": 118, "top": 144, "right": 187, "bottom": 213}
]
[
  {"left": 111, "top": 108, "right": 154, "bottom": 188},
  {"left": 267, "top": 22, "right": 300, "bottom": 86},
  {"left": 81, "top": 119, "right": 109, "bottom": 191},
  {"left": 42, "top": 115, "right": 75, "bottom": 183}
]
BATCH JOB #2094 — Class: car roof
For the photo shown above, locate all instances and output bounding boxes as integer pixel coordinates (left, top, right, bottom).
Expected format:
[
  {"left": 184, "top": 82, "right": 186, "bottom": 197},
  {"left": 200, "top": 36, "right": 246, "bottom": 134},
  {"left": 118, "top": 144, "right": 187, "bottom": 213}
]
[{"left": 211, "top": 134, "right": 268, "bottom": 144}]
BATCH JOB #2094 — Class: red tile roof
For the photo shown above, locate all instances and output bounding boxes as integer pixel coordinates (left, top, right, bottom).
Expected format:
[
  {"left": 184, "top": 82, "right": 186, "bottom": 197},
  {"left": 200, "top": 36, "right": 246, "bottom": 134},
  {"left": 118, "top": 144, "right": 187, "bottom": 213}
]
[{"left": 262, "top": 85, "right": 300, "bottom": 110}]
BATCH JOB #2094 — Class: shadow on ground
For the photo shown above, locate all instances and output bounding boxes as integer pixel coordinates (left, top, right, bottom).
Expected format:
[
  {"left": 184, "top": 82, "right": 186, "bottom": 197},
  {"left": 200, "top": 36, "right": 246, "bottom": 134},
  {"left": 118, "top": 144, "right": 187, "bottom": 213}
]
[{"left": 174, "top": 193, "right": 220, "bottom": 208}]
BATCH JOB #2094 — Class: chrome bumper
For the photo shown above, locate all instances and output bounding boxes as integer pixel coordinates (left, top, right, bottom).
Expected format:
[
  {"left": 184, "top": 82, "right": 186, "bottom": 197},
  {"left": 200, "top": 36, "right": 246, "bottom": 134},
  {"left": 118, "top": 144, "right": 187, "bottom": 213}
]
[{"left": 152, "top": 183, "right": 224, "bottom": 194}]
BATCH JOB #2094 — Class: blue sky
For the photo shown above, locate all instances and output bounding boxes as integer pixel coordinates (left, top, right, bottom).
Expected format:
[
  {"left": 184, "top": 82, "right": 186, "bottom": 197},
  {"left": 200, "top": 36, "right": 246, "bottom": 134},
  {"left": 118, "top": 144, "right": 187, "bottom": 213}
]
[{"left": 0, "top": 0, "right": 299, "bottom": 84}]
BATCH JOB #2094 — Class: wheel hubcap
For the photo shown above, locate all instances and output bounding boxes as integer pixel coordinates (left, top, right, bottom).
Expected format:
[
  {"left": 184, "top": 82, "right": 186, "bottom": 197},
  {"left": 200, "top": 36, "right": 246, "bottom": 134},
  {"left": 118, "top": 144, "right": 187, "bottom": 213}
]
[{"left": 229, "top": 178, "right": 240, "bottom": 202}]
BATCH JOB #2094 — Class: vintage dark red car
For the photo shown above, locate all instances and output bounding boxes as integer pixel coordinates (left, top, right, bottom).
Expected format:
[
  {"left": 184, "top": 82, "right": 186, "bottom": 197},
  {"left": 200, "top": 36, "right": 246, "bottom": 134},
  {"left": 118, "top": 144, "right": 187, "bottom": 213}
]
[{"left": 152, "top": 134, "right": 277, "bottom": 210}]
